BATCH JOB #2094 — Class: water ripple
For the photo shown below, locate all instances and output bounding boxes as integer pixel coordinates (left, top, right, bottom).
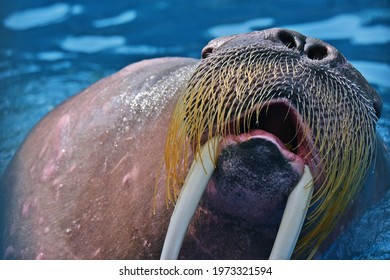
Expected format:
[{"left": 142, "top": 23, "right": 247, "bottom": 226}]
[
  {"left": 3, "top": 3, "right": 83, "bottom": 31},
  {"left": 92, "top": 10, "right": 137, "bottom": 28},
  {"left": 206, "top": 10, "right": 390, "bottom": 45},
  {"left": 60, "top": 35, "right": 126, "bottom": 53}
]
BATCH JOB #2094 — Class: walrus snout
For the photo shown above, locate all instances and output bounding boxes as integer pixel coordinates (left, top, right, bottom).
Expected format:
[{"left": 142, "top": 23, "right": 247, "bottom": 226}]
[
  {"left": 202, "top": 28, "right": 343, "bottom": 65},
  {"left": 267, "top": 28, "right": 381, "bottom": 117}
]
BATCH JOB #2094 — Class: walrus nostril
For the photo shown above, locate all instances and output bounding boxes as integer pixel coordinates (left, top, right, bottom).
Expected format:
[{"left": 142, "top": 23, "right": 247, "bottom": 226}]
[
  {"left": 307, "top": 44, "right": 328, "bottom": 60},
  {"left": 201, "top": 47, "right": 214, "bottom": 59},
  {"left": 277, "top": 30, "right": 297, "bottom": 49}
]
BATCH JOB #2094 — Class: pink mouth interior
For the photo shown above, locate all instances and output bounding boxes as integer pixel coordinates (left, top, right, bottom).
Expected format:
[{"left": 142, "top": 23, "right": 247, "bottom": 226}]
[{"left": 217, "top": 99, "right": 313, "bottom": 177}]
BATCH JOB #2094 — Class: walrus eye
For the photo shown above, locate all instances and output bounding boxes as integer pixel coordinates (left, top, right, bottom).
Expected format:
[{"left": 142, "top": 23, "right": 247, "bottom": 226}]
[{"left": 201, "top": 47, "right": 214, "bottom": 59}]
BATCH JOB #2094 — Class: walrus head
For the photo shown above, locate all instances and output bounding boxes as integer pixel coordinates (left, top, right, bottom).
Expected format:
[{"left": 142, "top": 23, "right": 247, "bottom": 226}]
[{"left": 162, "top": 28, "right": 382, "bottom": 259}]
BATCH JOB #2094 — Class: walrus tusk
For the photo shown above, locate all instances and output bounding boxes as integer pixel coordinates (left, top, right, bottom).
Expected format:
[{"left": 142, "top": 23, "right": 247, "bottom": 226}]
[
  {"left": 160, "top": 137, "right": 220, "bottom": 260},
  {"left": 269, "top": 165, "right": 314, "bottom": 260},
  {"left": 160, "top": 138, "right": 313, "bottom": 260}
]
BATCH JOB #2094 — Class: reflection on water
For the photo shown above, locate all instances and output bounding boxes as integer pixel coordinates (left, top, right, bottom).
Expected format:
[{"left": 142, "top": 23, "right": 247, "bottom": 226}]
[
  {"left": 61, "top": 35, "right": 126, "bottom": 53},
  {"left": 284, "top": 12, "right": 390, "bottom": 45},
  {"left": 4, "top": 3, "right": 83, "bottom": 30},
  {"left": 92, "top": 10, "right": 137, "bottom": 28},
  {"left": 323, "top": 190, "right": 390, "bottom": 259},
  {"left": 1, "top": 0, "right": 389, "bottom": 259},
  {"left": 209, "top": 10, "right": 390, "bottom": 45}
]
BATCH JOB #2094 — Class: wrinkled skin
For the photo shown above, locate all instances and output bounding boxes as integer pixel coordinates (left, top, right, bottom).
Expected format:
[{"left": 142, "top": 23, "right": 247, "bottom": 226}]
[{"left": 1, "top": 29, "right": 389, "bottom": 259}]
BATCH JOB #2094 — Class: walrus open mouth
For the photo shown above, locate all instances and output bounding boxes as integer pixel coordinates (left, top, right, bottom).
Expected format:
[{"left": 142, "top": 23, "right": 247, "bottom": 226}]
[
  {"left": 198, "top": 98, "right": 322, "bottom": 191},
  {"left": 203, "top": 99, "right": 317, "bottom": 169},
  {"left": 161, "top": 99, "right": 317, "bottom": 260}
]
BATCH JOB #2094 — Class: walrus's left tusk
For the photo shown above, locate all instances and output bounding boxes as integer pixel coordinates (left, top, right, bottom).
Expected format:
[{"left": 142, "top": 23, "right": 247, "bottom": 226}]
[
  {"left": 160, "top": 137, "right": 220, "bottom": 260},
  {"left": 269, "top": 165, "right": 314, "bottom": 260}
]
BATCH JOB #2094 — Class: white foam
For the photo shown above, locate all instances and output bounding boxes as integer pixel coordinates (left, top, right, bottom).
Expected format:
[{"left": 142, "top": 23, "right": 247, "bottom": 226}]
[
  {"left": 61, "top": 36, "right": 126, "bottom": 53},
  {"left": 3, "top": 3, "right": 83, "bottom": 30},
  {"left": 93, "top": 10, "right": 137, "bottom": 28}
]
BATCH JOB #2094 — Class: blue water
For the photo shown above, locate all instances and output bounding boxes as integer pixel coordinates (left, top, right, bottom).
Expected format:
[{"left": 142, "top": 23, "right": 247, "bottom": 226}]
[{"left": 0, "top": 0, "right": 389, "bottom": 259}]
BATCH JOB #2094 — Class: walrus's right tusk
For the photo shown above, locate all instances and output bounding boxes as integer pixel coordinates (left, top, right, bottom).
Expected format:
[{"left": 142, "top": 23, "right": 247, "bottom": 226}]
[
  {"left": 160, "top": 137, "right": 220, "bottom": 260},
  {"left": 160, "top": 138, "right": 313, "bottom": 260},
  {"left": 269, "top": 165, "right": 313, "bottom": 259}
]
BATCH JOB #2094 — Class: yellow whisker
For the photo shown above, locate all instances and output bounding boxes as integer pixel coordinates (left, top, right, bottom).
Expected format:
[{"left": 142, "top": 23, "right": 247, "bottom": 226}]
[{"left": 162, "top": 47, "right": 378, "bottom": 259}]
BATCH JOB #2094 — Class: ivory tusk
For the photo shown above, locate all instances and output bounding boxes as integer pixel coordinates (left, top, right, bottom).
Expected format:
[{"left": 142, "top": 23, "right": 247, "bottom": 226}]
[
  {"left": 160, "top": 137, "right": 219, "bottom": 260},
  {"left": 269, "top": 165, "right": 313, "bottom": 260}
]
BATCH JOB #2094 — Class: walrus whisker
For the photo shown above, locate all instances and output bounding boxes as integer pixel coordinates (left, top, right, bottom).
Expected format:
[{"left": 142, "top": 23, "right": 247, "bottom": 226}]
[{"left": 161, "top": 137, "right": 220, "bottom": 260}]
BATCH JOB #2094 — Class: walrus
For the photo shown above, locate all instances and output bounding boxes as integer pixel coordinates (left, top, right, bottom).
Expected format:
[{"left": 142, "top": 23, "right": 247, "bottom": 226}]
[{"left": 1, "top": 28, "right": 389, "bottom": 259}]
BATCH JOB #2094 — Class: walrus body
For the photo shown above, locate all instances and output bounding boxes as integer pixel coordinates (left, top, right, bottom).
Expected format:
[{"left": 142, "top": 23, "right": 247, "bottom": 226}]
[
  {"left": 0, "top": 58, "right": 197, "bottom": 259},
  {"left": 1, "top": 28, "right": 389, "bottom": 259}
]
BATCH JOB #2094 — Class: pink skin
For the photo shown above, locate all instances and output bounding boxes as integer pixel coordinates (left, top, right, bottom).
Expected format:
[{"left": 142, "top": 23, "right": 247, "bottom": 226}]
[{"left": 1, "top": 57, "right": 198, "bottom": 259}]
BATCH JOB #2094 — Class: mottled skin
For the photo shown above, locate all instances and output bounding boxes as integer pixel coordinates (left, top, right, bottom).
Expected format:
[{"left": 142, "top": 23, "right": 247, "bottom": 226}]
[{"left": 1, "top": 29, "right": 389, "bottom": 259}]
